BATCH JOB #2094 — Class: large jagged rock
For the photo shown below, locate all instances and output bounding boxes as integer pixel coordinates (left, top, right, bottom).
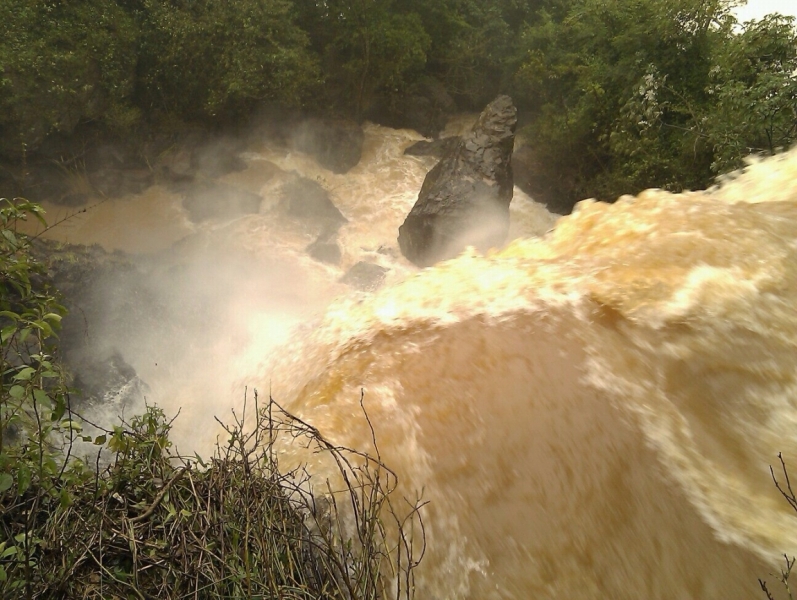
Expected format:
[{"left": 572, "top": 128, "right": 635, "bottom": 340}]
[{"left": 398, "top": 95, "right": 517, "bottom": 267}]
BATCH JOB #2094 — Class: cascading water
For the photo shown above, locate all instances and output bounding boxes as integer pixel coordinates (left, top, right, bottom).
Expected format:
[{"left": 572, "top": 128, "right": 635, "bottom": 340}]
[{"left": 30, "top": 122, "right": 797, "bottom": 599}]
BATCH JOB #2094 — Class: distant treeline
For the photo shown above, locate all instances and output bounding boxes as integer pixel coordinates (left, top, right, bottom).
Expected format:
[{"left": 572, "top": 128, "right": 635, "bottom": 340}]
[{"left": 1, "top": 0, "right": 795, "bottom": 201}]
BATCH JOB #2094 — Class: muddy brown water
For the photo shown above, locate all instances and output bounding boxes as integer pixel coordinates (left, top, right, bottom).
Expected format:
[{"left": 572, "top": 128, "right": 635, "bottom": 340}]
[{"left": 21, "top": 124, "right": 797, "bottom": 599}]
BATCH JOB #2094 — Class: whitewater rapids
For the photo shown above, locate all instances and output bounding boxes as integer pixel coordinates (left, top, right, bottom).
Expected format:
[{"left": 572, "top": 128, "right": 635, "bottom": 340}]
[
  {"left": 31, "top": 122, "right": 797, "bottom": 598},
  {"left": 262, "top": 149, "right": 797, "bottom": 599}
]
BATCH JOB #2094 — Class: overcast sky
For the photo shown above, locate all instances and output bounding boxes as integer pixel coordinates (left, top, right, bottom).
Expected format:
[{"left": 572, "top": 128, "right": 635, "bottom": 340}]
[{"left": 732, "top": 0, "right": 797, "bottom": 22}]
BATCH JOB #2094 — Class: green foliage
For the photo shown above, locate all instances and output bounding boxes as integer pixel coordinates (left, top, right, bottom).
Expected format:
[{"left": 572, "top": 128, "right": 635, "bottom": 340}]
[
  {"left": 0, "top": 198, "right": 70, "bottom": 462},
  {"left": 0, "top": 197, "right": 92, "bottom": 596},
  {"left": 0, "top": 0, "right": 139, "bottom": 158},
  {"left": 401, "top": 0, "right": 543, "bottom": 109},
  {"left": 1, "top": 0, "right": 794, "bottom": 204},
  {"left": 512, "top": 0, "right": 797, "bottom": 203},
  {"left": 0, "top": 0, "right": 318, "bottom": 155},
  {"left": 512, "top": 0, "right": 733, "bottom": 200},
  {"left": 704, "top": 15, "right": 797, "bottom": 174},
  {"left": 295, "top": 0, "right": 431, "bottom": 115},
  {"left": 135, "top": 0, "right": 319, "bottom": 120},
  {"left": 435, "top": 1, "right": 514, "bottom": 108},
  {"left": 1, "top": 396, "right": 425, "bottom": 599}
]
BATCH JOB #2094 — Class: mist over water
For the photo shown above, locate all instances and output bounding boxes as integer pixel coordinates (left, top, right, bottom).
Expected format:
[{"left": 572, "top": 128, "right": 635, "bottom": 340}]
[{"left": 29, "top": 123, "right": 797, "bottom": 598}]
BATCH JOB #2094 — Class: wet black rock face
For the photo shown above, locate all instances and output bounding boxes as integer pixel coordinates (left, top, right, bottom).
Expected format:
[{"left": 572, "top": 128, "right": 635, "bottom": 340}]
[
  {"left": 71, "top": 352, "right": 148, "bottom": 411},
  {"left": 398, "top": 96, "right": 517, "bottom": 267},
  {"left": 511, "top": 145, "right": 575, "bottom": 215},
  {"left": 31, "top": 240, "right": 154, "bottom": 412}
]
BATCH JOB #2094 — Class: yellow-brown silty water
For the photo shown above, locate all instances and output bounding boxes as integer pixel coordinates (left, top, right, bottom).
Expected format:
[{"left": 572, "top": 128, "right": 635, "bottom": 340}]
[{"left": 30, "top": 124, "right": 797, "bottom": 599}]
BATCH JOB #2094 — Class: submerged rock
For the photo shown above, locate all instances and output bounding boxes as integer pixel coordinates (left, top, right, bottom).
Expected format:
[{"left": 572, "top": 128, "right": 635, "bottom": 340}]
[
  {"left": 398, "top": 95, "right": 517, "bottom": 267},
  {"left": 191, "top": 136, "right": 248, "bottom": 178},
  {"left": 89, "top": 167, "right": 154, "bottom": 198},
  {"left": 182, "top": 181, "right": 262, "bottom": 222},
  {"left": 340, "top": 262, "right": 388, "bottom": 292},
  {"left": 278, "top": 176, "right": 348, "bottom": 230},
  {"left": 291, "top": 118, "right": 364, "bottom": 174},
  {"left": 306, "top": 230, "right": 342, "bottom": 265}
]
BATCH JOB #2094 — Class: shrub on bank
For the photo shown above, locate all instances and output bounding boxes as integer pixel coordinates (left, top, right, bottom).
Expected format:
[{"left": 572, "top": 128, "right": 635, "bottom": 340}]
[{"left": 0, "top": 198, "right": 424, "bottom": 599}]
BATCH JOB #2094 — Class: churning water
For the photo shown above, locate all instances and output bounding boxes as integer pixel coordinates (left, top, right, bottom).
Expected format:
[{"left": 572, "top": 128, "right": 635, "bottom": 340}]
[{"left": 30, "top": 123, "right": 797, "bottom": 599}]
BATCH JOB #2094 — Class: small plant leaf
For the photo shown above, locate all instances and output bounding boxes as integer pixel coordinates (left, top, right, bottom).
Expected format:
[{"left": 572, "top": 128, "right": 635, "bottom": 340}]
[
  {"left": 33, "top": 389, "right": 50, "bottom": 406},
  {"left": 59, "top": 488, "right": 72, "bottom": 508},
  {"left": 17, "top": 466, "right": 31, "bottom": 495},
  {"left": 13, "top": 367, "right": 35, "bottom": 381},
  {"left": 0, "top": 473, "right": 13, "bottom": 493}
]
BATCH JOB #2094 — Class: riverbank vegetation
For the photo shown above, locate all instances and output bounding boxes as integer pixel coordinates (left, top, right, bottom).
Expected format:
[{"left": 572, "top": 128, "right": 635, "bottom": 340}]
[
  {"left": 1, "top": 0, "right": 795, "bottom": 206},
  {"left": 0, "top": 199, "right": 424, "bottom": 598}
]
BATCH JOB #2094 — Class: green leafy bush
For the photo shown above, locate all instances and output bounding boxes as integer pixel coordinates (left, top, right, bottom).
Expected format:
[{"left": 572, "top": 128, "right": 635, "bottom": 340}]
[
  {"left": 705, "top": 15, "right": 797, "bottom": 174},
  {"left": 0, "top": 198, "right": 424, "bottom": 598},
  {"left": 512, "top": 0, "right": 797, "bottom": 203},
  {"left": 135, "top": 0, "right": 319, "bottom": 121},
  {"left": 0, "top": 1, "right": 139, "bottom": 159}
]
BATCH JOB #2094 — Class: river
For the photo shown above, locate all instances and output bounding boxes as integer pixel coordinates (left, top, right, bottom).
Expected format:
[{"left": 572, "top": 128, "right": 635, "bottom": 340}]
[{"left": 27, "top": 121, "right": 797, "bottom": 599}]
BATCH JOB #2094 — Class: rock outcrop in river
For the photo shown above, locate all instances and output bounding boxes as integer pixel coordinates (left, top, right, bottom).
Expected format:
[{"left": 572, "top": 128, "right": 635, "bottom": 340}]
[
  {"left": 290, "top": 118, "right": 364, "bottom": 174},
  {"left": 398, "top": 95, "right": 517, "bottom": 267}
]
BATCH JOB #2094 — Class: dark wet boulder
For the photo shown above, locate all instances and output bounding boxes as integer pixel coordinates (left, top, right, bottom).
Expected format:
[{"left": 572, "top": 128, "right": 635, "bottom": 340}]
[
  {"left": 340, "top": 262, "right": 388, "bottom": 292},
  {"left": 182, "top": 181, "right": 262, "bottom": 222},
  {"left": 155, "top": 132, "right": 246, "bottom": 189},
  {"left": 417, "top": 76, "right": 458, "bottom": 116},
  {"left": 71, "top": 351, "right": 148, "bottom": 410},
  {"left": 307, "top": 230, "right": 342, "bottom": 265},
  {"left": 512, "top": 145, "right": 574, "bottom": 215},
  {"left": 157, "top": 143, "right": 196, "bottom": 187},
  {"left": 291, "top": 118, "right": 364, "bottom": 174},
  {"left": 191, "top": 136, "right": 247, "bottom": 178},
  {"left": 278, "top": 176, "right": 347, "bottom": 230},
  {"left": 398, "top": 95, "right": 517, "bottom": 267},
  {"left": 31, "top": 241, "right": 153, "bottom": 411},
  {"left": 404, "top": 136, "right": 461, "bottom": 159}
]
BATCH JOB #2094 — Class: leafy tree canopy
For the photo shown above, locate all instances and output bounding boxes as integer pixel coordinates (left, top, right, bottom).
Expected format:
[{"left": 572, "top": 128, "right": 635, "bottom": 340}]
[{"left": 0, "top": 0, "right": 795, "bottom": 206}]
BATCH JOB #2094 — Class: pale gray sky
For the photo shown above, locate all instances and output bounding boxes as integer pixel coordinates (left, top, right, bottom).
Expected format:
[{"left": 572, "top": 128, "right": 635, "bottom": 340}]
[{"left": 732, "top": 0, "right": 797, "bottom": 22}]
